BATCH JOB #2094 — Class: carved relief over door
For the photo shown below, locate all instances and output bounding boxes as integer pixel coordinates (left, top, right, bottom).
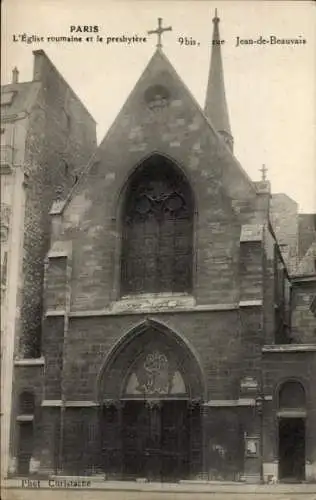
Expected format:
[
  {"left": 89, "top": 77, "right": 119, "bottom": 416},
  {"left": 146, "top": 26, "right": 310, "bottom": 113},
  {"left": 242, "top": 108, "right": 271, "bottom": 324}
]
[{"left": 125, "top": 350, "right": 187, "bottom": 397}]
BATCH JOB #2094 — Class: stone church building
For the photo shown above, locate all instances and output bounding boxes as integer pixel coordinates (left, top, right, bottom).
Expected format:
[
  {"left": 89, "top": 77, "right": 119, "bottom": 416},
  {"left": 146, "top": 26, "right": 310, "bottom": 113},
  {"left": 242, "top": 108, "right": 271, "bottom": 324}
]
[{"left": 9, "top": 14, "right": 316, "bottom": 483}]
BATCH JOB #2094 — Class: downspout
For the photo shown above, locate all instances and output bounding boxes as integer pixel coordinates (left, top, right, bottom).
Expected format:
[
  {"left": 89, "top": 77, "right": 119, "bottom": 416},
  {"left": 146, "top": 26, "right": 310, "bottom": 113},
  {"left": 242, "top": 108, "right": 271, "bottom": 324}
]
[{"left": 58, "top": 250, "right": 72, "bottom": 474}]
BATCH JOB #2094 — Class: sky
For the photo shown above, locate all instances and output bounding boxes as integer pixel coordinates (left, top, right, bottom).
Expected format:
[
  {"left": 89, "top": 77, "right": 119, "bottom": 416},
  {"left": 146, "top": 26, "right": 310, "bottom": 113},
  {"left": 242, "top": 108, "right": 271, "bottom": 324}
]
[{"left": 2, "top": 0, "right": 316, "bottom": 213}]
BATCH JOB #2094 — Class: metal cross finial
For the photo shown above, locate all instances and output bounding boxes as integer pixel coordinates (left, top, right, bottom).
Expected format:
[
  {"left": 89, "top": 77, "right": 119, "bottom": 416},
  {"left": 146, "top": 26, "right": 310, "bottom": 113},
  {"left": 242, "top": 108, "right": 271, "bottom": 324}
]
[
  {"left": 213, "top": 8, "right": 220, "bottom": 23},
  {"left": 148, "top": 17, "right": 172, "bottom": 49},
  {"left": 260, "top": 164, "right": 268, "bottom": 181}
]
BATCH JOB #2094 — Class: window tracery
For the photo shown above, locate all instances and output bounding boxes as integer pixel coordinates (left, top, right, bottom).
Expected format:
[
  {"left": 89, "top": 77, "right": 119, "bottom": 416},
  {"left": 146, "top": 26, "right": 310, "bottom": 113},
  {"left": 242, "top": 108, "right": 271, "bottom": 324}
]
[{"left": 121, "top": 155, "right": 193, "bottom": 295}]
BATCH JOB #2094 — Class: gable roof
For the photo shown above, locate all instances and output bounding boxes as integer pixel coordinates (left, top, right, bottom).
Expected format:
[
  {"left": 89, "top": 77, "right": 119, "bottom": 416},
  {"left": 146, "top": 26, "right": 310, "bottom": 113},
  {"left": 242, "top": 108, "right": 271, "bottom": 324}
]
[{"left": 52, "top": 48, "right": 256, "bottom": 216}]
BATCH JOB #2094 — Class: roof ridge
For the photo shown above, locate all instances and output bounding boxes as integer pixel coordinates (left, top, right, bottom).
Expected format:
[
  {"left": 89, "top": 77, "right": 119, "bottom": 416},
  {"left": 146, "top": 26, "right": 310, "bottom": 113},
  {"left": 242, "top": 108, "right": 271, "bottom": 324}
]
[{"left": 54, "top": 48, "right": 256, "bottom": 216}]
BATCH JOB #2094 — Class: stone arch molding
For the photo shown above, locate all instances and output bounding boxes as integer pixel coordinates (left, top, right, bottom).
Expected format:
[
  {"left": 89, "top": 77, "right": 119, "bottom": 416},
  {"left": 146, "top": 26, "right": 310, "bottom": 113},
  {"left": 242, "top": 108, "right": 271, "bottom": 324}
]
[
  {"left": 96, "top": 319, "right": 206, "bottom": 402},
  {"left": 276, "top": 378, "right": 307, "bottom": 410}
]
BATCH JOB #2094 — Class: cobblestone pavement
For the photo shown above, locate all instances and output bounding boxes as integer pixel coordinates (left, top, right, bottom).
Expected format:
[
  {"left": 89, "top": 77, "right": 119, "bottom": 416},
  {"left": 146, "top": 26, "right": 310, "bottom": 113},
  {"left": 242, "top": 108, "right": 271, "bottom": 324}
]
[{"left": 2, "top": 490, "right": 316, "bottom": 500}]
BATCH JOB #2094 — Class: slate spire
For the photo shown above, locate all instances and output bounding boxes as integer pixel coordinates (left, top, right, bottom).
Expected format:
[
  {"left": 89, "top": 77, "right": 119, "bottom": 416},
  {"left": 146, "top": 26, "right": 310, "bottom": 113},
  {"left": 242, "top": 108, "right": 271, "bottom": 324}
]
[{"left": 204, "top": 10, "right": 233, "bottom": 151}]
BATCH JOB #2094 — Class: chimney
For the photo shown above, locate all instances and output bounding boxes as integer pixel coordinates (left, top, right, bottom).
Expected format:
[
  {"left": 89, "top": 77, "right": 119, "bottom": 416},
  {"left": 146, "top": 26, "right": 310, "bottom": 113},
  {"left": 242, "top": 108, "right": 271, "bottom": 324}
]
[{"left": 12, "top": 67, "right": 19, "bottom": 84}]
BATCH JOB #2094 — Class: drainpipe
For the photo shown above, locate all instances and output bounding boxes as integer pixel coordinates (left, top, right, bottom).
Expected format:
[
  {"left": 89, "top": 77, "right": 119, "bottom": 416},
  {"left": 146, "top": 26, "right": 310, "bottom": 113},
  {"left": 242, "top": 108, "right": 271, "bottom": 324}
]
[{"left": 58, "top": 251, "right": 72, "bottom": 474}]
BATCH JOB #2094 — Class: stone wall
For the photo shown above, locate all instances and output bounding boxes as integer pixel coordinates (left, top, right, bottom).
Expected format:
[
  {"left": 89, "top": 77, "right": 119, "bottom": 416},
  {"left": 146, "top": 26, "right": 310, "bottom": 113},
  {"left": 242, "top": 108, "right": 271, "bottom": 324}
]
[
  {"left": 19, "top": 50, "right": 96, "bottom": 357},
  {"left": 291, "top": 280, "right": 316, "bottom": 343}
]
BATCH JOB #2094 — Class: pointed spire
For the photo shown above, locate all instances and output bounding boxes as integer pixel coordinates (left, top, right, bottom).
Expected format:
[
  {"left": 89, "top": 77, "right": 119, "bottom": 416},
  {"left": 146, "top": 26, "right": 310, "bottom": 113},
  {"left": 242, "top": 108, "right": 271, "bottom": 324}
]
[{"left": 204, "top": 10, "right": 233, "bottom": 151}]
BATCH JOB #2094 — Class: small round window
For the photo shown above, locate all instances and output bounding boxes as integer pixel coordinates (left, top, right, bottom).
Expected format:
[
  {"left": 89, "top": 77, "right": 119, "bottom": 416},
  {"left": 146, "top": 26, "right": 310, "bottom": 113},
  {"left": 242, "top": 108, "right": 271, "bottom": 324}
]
[{"left": 144, "top": 84, "right": 170, "bottom": 110}]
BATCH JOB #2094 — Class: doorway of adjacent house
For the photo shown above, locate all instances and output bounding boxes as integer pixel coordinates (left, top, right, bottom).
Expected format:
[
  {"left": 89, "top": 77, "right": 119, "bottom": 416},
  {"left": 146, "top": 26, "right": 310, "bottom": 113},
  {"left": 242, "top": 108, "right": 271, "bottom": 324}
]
[
  {"left": 278, "top": 418, "right": 305, "bottom": 481},
  {"left": 17, "top": 422, "right": 34, "bottom": 475}
]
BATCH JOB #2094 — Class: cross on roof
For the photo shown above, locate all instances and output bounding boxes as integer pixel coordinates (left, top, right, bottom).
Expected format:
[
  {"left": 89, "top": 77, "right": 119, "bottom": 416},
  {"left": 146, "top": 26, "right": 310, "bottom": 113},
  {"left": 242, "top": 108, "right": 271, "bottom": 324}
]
[
  {"left": 213, "top": 8, "right": 220, "bottom": 23},
  {"left": 148, "top": 17, "right": 172, "bottom": 49},
  {"left": 260, "top": 164, "right": 268, "bottom": 181}
]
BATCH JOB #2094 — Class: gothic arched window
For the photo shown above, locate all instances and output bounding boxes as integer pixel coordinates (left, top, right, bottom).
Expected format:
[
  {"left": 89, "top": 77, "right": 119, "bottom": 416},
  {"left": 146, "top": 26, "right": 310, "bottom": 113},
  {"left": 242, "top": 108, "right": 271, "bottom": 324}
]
[{"left": 121, "top": 155, "right": 194, "bottom": 296}]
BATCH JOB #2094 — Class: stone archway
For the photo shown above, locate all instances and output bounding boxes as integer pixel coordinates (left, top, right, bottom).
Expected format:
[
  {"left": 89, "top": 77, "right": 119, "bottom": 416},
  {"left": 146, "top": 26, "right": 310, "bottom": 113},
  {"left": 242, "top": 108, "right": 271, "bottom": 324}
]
[{"left": 97, "top": 320, "right": 205, "bottom": 481}]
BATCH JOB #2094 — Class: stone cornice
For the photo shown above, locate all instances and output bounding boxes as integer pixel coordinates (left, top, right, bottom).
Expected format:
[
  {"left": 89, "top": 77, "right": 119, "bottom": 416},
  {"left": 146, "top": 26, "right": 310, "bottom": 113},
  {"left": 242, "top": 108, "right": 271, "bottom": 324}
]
[
  {"left": 14, "top": 357, "right": 45, "bottom": 366},
  {"left": 45, "top": 300, "right": 262, "bottom": 318},
  {"left": 41, "top": 400, "right": 98, "bottom": 407},
  {"left": 262, "top": 344, "right": 316, "bottom": 353}
]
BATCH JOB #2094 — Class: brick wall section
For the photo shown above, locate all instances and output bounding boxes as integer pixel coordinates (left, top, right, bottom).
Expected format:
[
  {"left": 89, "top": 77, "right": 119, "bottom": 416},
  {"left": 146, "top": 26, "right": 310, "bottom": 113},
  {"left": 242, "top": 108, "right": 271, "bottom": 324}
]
[
  {"left": 34, "top": 408, "right": 60, "bottom": 474},
  {"left": 291, "top": 281, "right": 316, "bottom": 343},
  {"left": 44, "top": 257, "right": 67, "bottom": 311},
  {"left": 262, "top": 227, "right": 276, "bottom": 344},
  {"left": 239, "top": 242, "right": 263, "bottom": 301},
  {"left": 62, "top": 408, "right": 99, "bottom": 475},
  {"left": 206, "top": 407, "right": 245, "bottom": 480},
  {"left": 19, "top": 51, "right": 96, "bottom": 357},
  {"left": 42, "top": 317, "right": 64, "bottom": 399}
]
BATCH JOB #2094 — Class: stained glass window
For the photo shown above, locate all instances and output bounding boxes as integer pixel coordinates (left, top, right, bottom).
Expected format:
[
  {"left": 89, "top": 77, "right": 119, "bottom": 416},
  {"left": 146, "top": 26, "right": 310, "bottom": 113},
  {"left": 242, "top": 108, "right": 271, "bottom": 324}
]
[{"left": 121, "top": 155, "right": 193, "bottom": 295}]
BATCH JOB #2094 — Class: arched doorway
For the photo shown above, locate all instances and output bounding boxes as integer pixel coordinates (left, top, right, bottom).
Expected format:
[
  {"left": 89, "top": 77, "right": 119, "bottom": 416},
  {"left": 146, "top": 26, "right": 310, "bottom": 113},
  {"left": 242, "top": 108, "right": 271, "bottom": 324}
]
[
  {"left": 277, "top": 380, "right": 306, "bottom": 482},
  {"left": 97, "top": 321, "right": 204, "bottom": 481}
]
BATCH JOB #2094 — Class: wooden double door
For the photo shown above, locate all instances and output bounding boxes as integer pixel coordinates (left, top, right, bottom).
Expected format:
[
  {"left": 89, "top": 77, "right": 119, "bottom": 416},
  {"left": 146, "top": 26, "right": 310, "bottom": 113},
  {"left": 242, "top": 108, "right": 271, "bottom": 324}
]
[{"left": 101, "top": 399, "right": 200, "bottom": 481}]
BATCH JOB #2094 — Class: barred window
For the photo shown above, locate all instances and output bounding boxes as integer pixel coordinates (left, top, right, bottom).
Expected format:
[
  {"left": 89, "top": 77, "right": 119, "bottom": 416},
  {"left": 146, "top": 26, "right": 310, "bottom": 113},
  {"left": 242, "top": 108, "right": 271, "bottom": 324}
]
[{"left": 121, "top": 155, "right": 193, "bottom": 296}]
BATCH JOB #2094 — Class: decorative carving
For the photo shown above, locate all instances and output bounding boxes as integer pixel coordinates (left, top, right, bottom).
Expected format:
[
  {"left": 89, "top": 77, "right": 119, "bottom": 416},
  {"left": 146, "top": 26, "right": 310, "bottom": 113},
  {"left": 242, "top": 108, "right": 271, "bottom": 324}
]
[
  {"left": 140, "top": 351, "right": 169, "bottom": 395},
  {"left": 133, "top": 192, "right": 185, "bottom": 219}
]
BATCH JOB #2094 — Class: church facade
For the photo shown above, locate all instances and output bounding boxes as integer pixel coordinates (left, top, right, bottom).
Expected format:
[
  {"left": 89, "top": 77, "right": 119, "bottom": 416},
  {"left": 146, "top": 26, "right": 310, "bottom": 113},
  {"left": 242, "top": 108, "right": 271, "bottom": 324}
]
[{"left": 9, "top": 15, "right": 316, "bottom": 483}]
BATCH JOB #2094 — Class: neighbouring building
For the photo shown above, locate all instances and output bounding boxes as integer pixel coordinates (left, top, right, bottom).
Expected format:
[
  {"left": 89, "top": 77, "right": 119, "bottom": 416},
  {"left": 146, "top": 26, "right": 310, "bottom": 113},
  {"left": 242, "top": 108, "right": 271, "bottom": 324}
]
[
  {"left": 5, "top": 14, "right": 316, "bottom": 483},
  {"left": 0, "top": 51, "right": 97, "bottom": 479}
]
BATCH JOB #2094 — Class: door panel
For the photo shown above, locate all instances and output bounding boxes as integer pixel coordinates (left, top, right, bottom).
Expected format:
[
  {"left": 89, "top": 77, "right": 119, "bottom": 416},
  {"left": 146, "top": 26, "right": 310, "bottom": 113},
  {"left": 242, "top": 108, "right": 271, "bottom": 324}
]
[
  {"left": 161, "top": 400, "right": 190, "bottom": 480},
  {"left": 118, "top": 400, "right": 192, "bottom": 480}
]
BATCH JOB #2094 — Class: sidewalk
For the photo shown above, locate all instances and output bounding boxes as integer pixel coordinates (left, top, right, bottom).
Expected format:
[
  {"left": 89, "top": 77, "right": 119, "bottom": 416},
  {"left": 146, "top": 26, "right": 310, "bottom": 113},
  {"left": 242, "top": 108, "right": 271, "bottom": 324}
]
[{"left": 2, "top": 478, "right": 316, "bottom": 494}]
